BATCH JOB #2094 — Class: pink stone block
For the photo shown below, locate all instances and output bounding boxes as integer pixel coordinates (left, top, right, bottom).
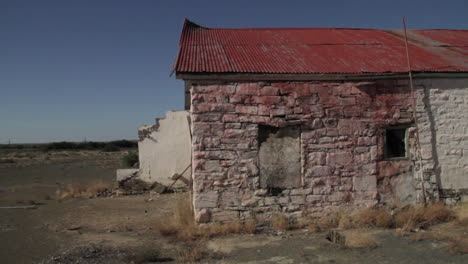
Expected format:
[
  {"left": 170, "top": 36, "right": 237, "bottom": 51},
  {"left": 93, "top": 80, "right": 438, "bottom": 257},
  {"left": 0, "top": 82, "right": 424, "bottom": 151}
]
[
  {"left": 235, "top": 105, "right": 258, "bottom": 115},
  {"left": 327, "top": 151, "right": 353, "bottom": 166},
  {"left": 259, "top": 86, "right": 279, "bottom": 95},
  {"left": 253, "top": 96, "right": 281, "bottom": 105},
  {"left": 236, "top": 83, "right": 258, "bottom": 95}
]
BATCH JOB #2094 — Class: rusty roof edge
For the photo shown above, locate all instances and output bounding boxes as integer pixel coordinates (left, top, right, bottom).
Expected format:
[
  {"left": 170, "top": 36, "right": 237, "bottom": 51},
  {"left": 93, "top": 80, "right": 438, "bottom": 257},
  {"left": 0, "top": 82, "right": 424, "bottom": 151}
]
[
  {"left": 171, "top": 19, "right": 196, "bottom": 76},
  {"left": 176, "top": 72, "right": 468, "bottom": 81},
  {"left": 178, "top": 20, "right": 468, "bottom": 31}
]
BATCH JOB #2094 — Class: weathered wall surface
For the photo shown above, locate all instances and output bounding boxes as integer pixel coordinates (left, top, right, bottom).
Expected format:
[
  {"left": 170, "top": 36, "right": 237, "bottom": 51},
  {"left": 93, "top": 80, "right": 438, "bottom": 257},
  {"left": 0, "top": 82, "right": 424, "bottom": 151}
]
[
  {"left": 190, "top": 78, "right": 467, "bottom": 223},
  {"left": 138, "top": 111, "right": 192, "bottom": 186},
  {"left": 258, "top": 125, "right": 301, "bottom": 189},
  {"left": 415, "top": 79, "right": 468, "bottom": 202}
]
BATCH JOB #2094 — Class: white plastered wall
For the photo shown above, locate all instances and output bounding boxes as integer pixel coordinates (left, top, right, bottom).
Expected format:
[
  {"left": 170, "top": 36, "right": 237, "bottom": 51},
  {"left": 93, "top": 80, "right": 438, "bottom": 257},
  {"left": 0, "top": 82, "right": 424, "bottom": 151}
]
[
  {"left": 416, "top": 78, "right": 468, "bottom": 193},
  {"left": 138, "top": 110, "right": 191, "bottom": 186}
]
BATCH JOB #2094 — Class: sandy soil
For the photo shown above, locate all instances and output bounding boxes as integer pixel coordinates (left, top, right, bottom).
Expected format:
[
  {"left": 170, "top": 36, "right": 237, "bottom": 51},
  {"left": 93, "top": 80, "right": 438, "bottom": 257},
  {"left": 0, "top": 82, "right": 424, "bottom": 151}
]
[{"left": 0, "top": 150, "right": 466, "bottom": 264}]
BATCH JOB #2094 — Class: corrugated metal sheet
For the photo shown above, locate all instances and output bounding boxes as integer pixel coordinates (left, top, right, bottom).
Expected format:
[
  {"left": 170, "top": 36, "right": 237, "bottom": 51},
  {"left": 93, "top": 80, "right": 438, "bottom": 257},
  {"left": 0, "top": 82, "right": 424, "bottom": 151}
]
[{"left": 174, "top": 19, "right": 468, "bottom": 74}]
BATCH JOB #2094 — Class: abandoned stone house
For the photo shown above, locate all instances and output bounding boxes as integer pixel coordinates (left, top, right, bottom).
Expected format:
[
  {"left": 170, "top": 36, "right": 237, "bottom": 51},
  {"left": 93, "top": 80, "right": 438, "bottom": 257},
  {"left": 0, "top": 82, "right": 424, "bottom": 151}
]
[{"left": 133, "top": 20, "right": 468, "bottom": 224}]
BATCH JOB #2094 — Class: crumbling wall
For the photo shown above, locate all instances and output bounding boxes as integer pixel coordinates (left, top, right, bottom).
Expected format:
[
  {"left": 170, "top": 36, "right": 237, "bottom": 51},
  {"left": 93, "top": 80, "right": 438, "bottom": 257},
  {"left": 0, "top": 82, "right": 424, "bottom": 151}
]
[
  {"left": 138, "top": 110, "right": 192, "bottom": 186},
  {"left": 190, "top": 79, "right": 466, "bottom": 223}
]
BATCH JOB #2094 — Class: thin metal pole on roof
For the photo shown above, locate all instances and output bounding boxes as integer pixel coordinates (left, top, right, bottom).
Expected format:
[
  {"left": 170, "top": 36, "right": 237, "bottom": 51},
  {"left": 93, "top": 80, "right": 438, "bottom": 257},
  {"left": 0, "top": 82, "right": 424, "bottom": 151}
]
[{"left": 403, "top": 16, "right": 426, "bottom": 205}]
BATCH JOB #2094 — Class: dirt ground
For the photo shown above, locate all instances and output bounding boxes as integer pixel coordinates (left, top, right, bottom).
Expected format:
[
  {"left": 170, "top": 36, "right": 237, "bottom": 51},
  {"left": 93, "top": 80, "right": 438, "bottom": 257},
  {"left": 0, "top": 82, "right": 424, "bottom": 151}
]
[{"left": 0, "top": 150, "right": 466, "bottom": 263}]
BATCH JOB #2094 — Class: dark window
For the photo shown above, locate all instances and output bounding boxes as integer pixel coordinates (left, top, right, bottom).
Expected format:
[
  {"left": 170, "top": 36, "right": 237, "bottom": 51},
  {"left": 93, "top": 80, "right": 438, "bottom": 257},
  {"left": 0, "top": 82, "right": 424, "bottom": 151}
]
[
  {"left": 384, "top": 128, "right": 407, "bottom": 159},
  {"left": 258, "top": 125, "right": 301, "bottom": 189}
]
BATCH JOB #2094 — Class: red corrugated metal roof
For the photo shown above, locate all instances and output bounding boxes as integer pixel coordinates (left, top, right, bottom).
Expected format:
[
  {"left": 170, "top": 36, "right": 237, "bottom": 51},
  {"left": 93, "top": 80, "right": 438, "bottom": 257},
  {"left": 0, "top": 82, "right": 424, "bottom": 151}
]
[{"left": 174, "top": 19, "right": 468, "bottom": 74}]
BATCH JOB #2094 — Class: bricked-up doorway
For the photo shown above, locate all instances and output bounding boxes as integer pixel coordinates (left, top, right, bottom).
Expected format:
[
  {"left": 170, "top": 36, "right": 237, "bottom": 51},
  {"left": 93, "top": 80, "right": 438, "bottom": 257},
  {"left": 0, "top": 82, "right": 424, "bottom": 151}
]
[{"left": 258, "top": 125, "right": 301, "bottom": 189}]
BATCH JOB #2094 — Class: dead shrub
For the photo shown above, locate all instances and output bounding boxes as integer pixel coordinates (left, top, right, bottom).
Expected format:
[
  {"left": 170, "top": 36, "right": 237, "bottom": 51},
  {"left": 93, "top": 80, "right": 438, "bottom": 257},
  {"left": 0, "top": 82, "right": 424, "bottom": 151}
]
[
  {"left": 155, "top": 193, "right": 257, "bottom": 240},
  {"left": 207, "top": 221, "right": 242, "bottom": 236},
  {"left": 394, "top": 228, "right": 409, "bottom": 237},
  {"left": 338, "top": 213, "right": 354, "bottom": 229},
  {"left": 243, "top": 219, "right": 257, "bottom": 234},
  {"left": 424, "top": 202, "right": 455, "bottom": 225},
  {"left": 272, "top": 213, "right": 290, "bottom": 231},
  {"left": 375, "top": 209, "right": 394, "bottom": 228},
  {"left": 344, "top": 230, "right": 378, "bottom": 248},
  {"left": 452, "top": 202, "right": 468, "bottom": 228},
  {"left": 318, "top": 210, "right": 344, "bottom": 229},
  {"left": 394, "top": 202, "right": 455, "bottom": 231},
  {"left": 353, "top": 208, "right": 393, "bottom": 228},
  {"left": 307, "top": 222, "right": 321, "bottom": 233},
  {"left": 176, "top": 244, "right": 208, "bottom": 263},
  {"left": 56, "top": 180, "right": 114, "bottom": 200}
]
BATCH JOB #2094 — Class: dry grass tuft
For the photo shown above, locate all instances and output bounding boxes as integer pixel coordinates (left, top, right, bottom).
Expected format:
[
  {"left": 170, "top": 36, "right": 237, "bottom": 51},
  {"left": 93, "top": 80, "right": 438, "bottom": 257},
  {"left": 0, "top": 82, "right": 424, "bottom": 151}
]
[
  {"left": 307, "top": 222, "right": 321, "bottom": 233},
  {"left": 176, "top": 244, "right": 208, "bottom": 263},
  {"left": 317, "top": 207, "right": 393, "bottom": 230},
  {"left": 155, "top": 193, "right": 256, "bottom": 241},
  {"left": 56, "top": 180, "right": 114, "bottom": 200},
  {"left": 318, "top": 210, "right": 345, "bottom": 229},
  {"left": 272, "top": 213, "right": 290, "bottom": 231},
  {"left": 352, "top": 208, "right": 393, "bottom": 228},
  {"left": 375, "top": 208, "right": 394, "bottom": 228},
  {"left": 452, "top": 202, "right": 468, "bottom": 228},
  {"left": 338, "top": 213, "right": 354, "bottom": 229},
  {"left": 343, "top": 230, "right": 378, "bottom": 248},
  {"left": 394, "top": 202, "right": 455, "bottom": 231},
  {"left": 424, "top": 202, "right": 456, "bottom": 225},
  {"left": 397, "top": 203, "right": 467, "bottom": 255},
  {"left": 297, "top": 203, "right": 455, "bottom": 234},
  {"left": 394, "top": 228, "right": 409, "bottom": 237},
  {"left": 243, "top": 219, "right": 257, "bottom": 234}
]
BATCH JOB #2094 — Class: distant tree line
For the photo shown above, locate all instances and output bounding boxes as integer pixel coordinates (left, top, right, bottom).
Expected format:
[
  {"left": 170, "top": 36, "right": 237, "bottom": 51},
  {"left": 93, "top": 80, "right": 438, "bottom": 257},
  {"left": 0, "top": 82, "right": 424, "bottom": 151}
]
[{"left": 0, "top": 140, "right": 137, "bottom": 152}]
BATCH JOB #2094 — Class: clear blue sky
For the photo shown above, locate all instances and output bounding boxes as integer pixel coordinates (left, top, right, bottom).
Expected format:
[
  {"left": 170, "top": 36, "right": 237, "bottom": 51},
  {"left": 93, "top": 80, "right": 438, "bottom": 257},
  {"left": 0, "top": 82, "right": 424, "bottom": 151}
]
[{"left": 1, "top": 0, "right": 467, "bottom": 143}]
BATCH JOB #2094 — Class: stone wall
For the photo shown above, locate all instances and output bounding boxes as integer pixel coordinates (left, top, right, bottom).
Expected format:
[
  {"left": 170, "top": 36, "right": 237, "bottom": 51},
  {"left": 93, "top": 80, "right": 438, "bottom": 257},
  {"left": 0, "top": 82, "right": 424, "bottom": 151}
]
[{"left": 189, "top": 78, "right": 467, "bottom": 223}]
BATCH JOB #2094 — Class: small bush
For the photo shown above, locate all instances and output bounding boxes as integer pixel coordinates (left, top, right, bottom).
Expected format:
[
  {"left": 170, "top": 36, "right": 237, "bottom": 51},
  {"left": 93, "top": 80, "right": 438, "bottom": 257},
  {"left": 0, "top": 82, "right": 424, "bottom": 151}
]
[
  {"left": 102, "top": 144, "right": 120, "bottom": 152},
  {"left": 40, "top": 140, "right": 137, "bottom": 151},
  {"left": 122, "top": 152, "right": 139, "bottom": 168}
]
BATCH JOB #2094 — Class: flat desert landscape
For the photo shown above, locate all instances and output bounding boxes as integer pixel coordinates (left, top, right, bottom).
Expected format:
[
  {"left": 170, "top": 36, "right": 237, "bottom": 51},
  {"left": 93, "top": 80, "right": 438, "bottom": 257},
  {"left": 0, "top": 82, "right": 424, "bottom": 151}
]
[{"left": 0, "top": 148, "right": 467, "bottom": 264}]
